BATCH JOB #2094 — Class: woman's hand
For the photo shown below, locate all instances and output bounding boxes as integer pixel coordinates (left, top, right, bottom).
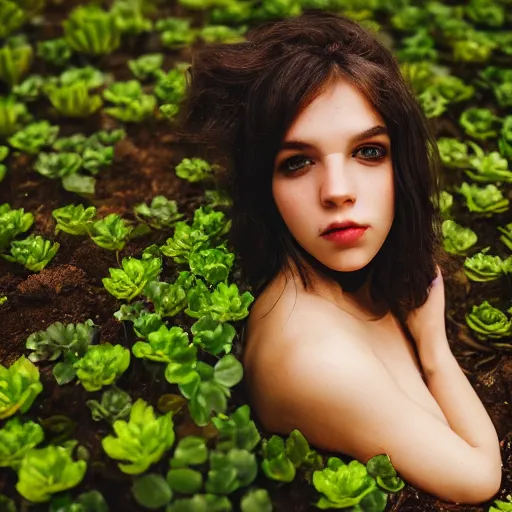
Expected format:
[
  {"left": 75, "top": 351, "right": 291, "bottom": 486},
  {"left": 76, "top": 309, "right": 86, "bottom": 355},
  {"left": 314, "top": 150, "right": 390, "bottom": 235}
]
[{"left": 406, "top": 265, "right": 449, "bottom": 352}]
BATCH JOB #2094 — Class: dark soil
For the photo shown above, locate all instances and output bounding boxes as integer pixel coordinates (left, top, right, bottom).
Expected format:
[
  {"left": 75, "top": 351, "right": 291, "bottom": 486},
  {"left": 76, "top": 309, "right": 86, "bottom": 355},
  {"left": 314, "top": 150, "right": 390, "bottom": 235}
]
[{"left": 0, "top": 2, "right": 511, "bottom": 511}]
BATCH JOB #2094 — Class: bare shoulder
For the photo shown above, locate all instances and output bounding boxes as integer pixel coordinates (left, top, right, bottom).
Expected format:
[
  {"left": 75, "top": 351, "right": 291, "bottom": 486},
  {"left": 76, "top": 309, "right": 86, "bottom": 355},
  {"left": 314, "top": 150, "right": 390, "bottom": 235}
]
[
  {"left": 242, "top": 279, "right": 500, "bottom": 505},
  {"left": 242, "top": 277, "right": 368, "bottom": 428}
]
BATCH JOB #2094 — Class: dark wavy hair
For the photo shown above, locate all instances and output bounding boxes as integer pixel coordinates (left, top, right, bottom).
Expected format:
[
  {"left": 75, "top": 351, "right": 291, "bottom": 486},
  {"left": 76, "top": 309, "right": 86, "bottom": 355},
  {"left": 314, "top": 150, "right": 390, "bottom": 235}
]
[{"left": 174, "top": 10, "right": 447, "bottom": 323}]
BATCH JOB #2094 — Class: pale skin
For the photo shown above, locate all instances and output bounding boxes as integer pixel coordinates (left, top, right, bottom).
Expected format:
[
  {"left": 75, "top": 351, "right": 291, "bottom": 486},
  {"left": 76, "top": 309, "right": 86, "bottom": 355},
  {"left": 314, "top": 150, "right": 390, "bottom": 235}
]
[{"left": 242, "top": 78, "right": 502, "bottom": 505}]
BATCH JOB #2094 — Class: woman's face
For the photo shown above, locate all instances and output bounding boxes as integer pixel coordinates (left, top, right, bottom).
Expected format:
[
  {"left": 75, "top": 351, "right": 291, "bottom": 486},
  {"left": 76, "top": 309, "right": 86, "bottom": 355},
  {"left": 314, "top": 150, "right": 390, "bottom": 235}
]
[{"left": 272, "top": 77, "right": 395, "bottom": 273}]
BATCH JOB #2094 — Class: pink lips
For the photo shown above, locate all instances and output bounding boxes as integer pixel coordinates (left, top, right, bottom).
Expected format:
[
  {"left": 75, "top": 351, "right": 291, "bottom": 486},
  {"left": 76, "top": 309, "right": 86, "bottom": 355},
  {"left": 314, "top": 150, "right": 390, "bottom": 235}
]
[{"left": 321, "top": 226, "right": 367, "bottom": 245}]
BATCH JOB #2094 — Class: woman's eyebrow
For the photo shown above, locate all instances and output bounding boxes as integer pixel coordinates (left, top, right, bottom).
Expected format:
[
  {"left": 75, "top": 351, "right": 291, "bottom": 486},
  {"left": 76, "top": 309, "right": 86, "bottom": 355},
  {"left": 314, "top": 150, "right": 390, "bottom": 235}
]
[{"left": 279, "top": 125, "right": 388, "bottom": 152}]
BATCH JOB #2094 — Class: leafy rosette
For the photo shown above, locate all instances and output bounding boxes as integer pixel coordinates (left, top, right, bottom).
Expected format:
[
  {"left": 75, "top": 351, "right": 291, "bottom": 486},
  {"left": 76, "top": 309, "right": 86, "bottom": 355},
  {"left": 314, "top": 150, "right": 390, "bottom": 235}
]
[
  {"left": 188, "top": 244, "right": 235, "bottom": 285},
  {"left": 457, "top": 182, "right": 509, "bottom": 216},
  {"left": 0, "top": 355, "right": 43, "bottom": 419},
  {"left": 191, "top": 206, "right": 231, "bottom": 242},
  {"left": 442, "top": 220, "right": 478, "bottom": 255},
  {"left": 132, "top": 325, "right": 195, "bottom": 365},
  {"left": 74, "top": 343, "right": 131, "bottom": 392},
  {"left": 133, "top": 195, "right": 184, "bottom": 230},
  {"left": 466, "top": 141, "right": 512, "bottom": 183},
  {"left": 52, "top": 204, "right": 97, "bottom": 236},
  {"left": 143, "top": 279, "right": 189, "bottom": 318},
  {"left": 186, "top": 281, "right": 254, "bottom": 323},
  {"left": 16, "top": 445, "right": 87, "bottom": 503},
  {"left": 463, "top": 248, "right": 506, "bottom": 282},
  {"left": 191, "top": 315, "right": 237, "bottom": 356},
  {"left": 0, "top": 417, "right": 44, "bottom": 469},
  {"left": 312, "top": 457, "right": 383, "bottom": 510},
  {"left": 101, "top": 398, "right": 175, "bottom": 474},
  {"left": 160, "top": 221, "right": 210, "bottom": 264},
  {"left": 89, "top": 213, "right": 133, "bottom": 251},
  {"left": 0, "top": 203, "right": 34, "bottom": 251},
  {"left": 103, "top": 255, "right": 162, "bottom": 302},
  {"left": 466, "top": 301, "right": 512, "bottom": 339},
  {"left": 437, "top": 138, "right": 470, "bottom": 168},
  {"left": 2, "top": 234, "right": 60, "bottom": 272}
]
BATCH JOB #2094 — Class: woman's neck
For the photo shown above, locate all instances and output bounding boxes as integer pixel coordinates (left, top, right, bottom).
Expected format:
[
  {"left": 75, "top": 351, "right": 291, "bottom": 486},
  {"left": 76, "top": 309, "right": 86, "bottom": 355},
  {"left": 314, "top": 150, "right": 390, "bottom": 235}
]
[{"left": 280, "top": 260, "right": 391, "bottom": 322}]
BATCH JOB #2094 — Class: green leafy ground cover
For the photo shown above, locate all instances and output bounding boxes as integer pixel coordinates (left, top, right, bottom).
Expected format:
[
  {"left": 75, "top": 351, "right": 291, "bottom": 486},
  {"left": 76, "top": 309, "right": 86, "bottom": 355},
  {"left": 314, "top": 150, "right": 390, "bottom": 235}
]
[{"left": 0, "top": 0, "right": 511, "bottom": 511}]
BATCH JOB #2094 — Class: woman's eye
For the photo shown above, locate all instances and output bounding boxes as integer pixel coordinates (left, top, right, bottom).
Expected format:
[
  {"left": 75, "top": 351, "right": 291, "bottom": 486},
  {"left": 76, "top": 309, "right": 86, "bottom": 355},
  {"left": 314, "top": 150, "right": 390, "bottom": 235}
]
[
  {"left": 279, "top": 155, "right": 313, "bottom": 174},
  {"left": 355, "top": 145, "right": 387, "bottom": 161}
]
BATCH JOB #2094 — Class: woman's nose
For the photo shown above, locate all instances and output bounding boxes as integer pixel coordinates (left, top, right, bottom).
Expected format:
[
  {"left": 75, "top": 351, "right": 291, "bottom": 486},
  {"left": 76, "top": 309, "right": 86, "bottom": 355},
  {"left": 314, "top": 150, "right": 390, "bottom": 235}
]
[{"left": 319, "top": 160, "right": 356, "bottom": 207}]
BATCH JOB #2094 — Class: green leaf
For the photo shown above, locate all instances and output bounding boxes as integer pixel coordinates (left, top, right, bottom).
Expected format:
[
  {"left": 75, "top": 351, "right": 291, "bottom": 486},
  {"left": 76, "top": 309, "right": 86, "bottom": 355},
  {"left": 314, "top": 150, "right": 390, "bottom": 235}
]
[
  {"left": 167, "top": 468, "right": 203, "bottom": 494},
  {"left": 0, "top": 355, "right": 43, "bottom": 419},
  {"left": 16, "top": 445, "right": 87, "bottom": 503},
  {"left": 214, "top": 355, "right": 243, "bottom": 388},
  {"left": 133, "top": 473, "right": 173, "bottom": 509},
  {"left": 170, "top": 436, "right": 208, "bottom": 468},
  {"left": 240, "top": 489, "right": 273, "bottom": 512}
]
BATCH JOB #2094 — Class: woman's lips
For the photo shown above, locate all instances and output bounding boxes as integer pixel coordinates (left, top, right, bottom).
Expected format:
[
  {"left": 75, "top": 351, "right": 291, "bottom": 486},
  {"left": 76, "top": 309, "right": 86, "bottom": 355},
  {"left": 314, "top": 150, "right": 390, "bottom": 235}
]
[{"left": 321, "top": 226, "right": 368, "bottom": 245}]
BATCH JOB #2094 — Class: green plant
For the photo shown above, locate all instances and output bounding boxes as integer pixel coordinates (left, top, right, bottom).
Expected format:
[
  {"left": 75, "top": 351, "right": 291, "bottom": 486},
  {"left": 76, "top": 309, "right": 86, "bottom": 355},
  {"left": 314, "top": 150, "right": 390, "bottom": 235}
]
[
  {"left": 2, "top": 234, "right": 60, "bottom": 272},
  {"left": 101, "top": 398, "right": 175, "bottom": 474},
  {"left": 12, "top": 75, "right": 45, "bottom": 102},
  {"left": 82, "top": 144, "right": 114, "bottom": 174},
  {"left": 25, "top": 319, "right": 97, "bottom": 385},
  {"left": 261, "top": 430, "right": 323, "bottom": 483},
  {"left": 37, "top": 38, "right": 73, "bottom": 67},
  {"left": 0, "top": 96, "right": 31, "bottom": 138},
  {"left": 160, "top": 222, "right": 210, "bottom": 264},
  {"left": 128, "top": 53, "right": 164, "bottom": 80},
  {"left": 463, "top": 248, "right": 508, "bottom": 282},
  {"left": 52, "top": 204, "right": 97, "bottom": 235},
  {"left": 466, "top": 301, "right": 512, "bottom": 339},
  {"left": 155, "top": 18, "right": 197, "bottom": 48},
  {"left": 103, "top": 255, "right": 163, "bottom": 301},
  {"left": 186, "top": 280, "right": 254, "bottom": 323},
  {"left": 0, "top": 0, "right": 26, "bottom": 39},
  {"left": 459, "top": 107, "right": 502, "bottom": 140},
  {"left": 465, "top": 141, "right": 512, "bottom": 183},
  {"left": 204, "top": 448, "right": 258, "bottom": 494},
  {"left": 86, "top": 387, "right": 133, "bottom": 424},
  {"left": 0, "top": 417, "right": 44, "bottom": 470},
  {"left": 0, "top": 203, "right": 34, "bottom": 251},
  {"left": 173, "top": 354, "right": 244, "bottom": 426},
  {"left": 74, "top": 343, "right": 131, "bottom": 392},
  {"left": 457, "top": 182, "right": 509, "bottom": 216},
  {"left": 0, "top": 36, "right": 33, "bottom": 86},
  {"left": 466, "top": 0, "right": 505, "bottom": 27},
  {"left": 452, "top": 31, "right": 497, "bottom": 63},
  {"left": 88, "top": 214, "right": 133, "bottom": 251},
  {"left": 8, "top": 121, "right": 59, "bottom": 154},
  {"left": 0, "top": 355, "right": 43, "bottom": 420},
  {"left": 175, "top": 157, "right": 218, "bottom": 182},
  {"left": 103, "top": 80, "right": 156, "bottom": 122},
  {"left": 111, "top": 0, "right": 153, "bottom": 35},
  {"left": 34, "top": 152, "right": 82, "bottom": 179},
  {"left": 46, "top": 81, "right": 103, "bottom": 117},
  {"left": 442, "top": 219, "right": 478, "bottom": 255},
  {"left": 134, "top": 195, "right": 184, "bottom": 230},
  {"left": 439, "top": 191, "right": 453, "bottom": 217},
  {"left": 188, "top": 245, "right": 236, "bottom": 285},
  {"left": 211, "top": 405, "right": 261, "bottom": 452},
  {"left": 191, "top": 314, "right": 237, "bottom": 356},
  {"left": 142, "top": 277, "right": 191, "bottom": 318},
  {"left": 63, "top": 5, "right": 122, "bottom": 55},
  {"left": 16, "top": 445, "right": 87, "bottom": 503},
  {"left": 49, "top": 490, "right": 109, "bottom": 512}
]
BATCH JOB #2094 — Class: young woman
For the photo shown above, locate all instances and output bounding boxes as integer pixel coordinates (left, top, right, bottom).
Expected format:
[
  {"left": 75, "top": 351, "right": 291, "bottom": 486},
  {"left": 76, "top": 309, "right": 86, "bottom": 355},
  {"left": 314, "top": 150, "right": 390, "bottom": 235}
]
[{"left": 175, "top": 11, "right": 502, "bottom": 505}]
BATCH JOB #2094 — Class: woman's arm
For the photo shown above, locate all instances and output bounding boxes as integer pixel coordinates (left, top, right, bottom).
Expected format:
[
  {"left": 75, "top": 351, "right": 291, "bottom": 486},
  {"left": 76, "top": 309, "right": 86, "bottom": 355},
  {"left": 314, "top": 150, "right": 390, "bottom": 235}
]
[{"left": 418, "top": 336, "right": 502, "bottom": 489}]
